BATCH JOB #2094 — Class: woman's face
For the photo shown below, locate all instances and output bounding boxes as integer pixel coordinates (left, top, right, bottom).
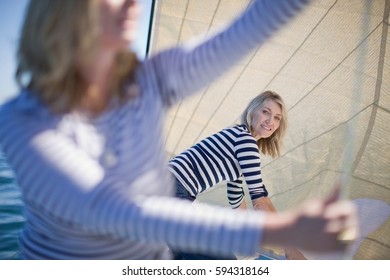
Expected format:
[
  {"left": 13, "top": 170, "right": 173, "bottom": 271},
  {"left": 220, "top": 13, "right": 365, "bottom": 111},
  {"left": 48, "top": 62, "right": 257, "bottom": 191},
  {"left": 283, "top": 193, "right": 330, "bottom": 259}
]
[
  {"left": 251, "top": 99, "right": 282, "bottom": 140},
  {"left": 99, "top": 0, "right": 141, "bottom": 51}
]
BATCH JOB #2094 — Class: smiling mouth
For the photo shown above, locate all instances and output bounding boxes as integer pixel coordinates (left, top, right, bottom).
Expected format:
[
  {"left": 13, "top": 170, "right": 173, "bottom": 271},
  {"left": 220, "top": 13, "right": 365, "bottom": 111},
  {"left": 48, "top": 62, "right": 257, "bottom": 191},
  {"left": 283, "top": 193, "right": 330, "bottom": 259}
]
[{"left": 261, "top": 125, "right": 272, "bottom": 131}]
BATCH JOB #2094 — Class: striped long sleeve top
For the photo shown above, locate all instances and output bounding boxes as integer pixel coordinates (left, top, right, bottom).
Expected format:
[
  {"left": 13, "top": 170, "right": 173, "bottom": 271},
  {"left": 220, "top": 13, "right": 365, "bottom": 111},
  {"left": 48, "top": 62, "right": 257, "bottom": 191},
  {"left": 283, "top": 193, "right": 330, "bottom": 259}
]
[
  {"left": 0, "top": 0, "right": 308, "bottom": 259},
  {"left": 169, "top": 125, "right": 268, "bottom": 208}
]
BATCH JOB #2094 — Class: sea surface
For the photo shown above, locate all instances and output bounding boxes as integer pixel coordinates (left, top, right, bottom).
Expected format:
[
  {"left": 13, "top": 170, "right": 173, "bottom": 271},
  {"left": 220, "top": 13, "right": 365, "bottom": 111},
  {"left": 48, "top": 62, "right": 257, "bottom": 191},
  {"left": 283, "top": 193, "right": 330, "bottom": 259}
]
[{"left": 0, "top": 149, "right": 25, "bottom": 260}]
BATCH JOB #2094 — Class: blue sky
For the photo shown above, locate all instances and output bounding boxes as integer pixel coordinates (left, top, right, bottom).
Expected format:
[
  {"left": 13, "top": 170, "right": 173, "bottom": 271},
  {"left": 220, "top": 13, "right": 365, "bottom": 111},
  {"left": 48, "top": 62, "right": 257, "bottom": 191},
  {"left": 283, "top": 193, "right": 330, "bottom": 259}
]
[{"left": 0, "top": 0, "right": 153, "bottom": 104}]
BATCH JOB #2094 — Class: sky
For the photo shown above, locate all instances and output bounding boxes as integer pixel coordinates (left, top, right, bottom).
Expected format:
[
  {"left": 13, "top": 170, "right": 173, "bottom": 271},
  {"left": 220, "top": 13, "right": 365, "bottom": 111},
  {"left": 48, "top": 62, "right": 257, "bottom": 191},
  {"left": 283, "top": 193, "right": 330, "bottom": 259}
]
[{"left": 0, "top": 0, "right": 153, "bottom": 104}]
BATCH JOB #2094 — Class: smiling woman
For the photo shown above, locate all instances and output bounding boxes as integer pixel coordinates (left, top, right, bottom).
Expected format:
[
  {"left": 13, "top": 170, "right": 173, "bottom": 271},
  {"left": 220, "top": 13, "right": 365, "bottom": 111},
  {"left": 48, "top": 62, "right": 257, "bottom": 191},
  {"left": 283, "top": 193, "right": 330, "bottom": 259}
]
[
  {"left": 240, "top": 91, "right": 287, "bottom": 157},
  {"left": 169, "top": 91, "right": 305, "bottom": 259},
  {"left": 251, "top": 100, "right": 282, "bottom": 140},
  {"left": 169, "top": 91, "right": 288, "bottom": 209}
]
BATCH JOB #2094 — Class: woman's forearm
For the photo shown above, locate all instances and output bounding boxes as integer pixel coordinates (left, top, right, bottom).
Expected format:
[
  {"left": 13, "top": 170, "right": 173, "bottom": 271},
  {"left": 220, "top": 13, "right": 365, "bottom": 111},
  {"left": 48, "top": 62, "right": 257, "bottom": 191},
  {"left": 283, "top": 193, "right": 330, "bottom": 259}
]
[{"left": 252, "top": 196, "right": 277, "bottom": 212}]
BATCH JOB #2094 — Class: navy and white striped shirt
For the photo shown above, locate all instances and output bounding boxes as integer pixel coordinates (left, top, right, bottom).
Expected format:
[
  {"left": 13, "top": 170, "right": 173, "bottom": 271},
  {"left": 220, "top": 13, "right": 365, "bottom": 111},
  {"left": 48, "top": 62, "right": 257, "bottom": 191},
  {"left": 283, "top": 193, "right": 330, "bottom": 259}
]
[
  {"left": 0, "top": 0, "right": 308, "bottom": 259},
  {"left": 169, "top": 125, "right": 268, "bottom": 208}
]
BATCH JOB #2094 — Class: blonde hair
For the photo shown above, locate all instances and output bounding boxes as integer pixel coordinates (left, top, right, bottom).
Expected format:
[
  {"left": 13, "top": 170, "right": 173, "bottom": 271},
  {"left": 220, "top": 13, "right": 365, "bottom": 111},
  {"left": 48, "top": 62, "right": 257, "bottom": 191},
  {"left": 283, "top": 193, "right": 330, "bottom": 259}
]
[
  {"left": 241, "top": 90, "right": 288, "bottom": 158},
  {"left": 16, "top": 0, "right": 138, "bottom": 113}
]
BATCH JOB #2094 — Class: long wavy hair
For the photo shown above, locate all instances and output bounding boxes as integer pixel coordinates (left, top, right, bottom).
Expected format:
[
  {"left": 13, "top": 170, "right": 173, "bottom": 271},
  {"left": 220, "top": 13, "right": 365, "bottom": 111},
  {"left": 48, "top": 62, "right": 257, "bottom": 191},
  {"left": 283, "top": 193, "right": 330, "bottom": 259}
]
[
  {"left": 15, "top": 0, "right": 138, "bottom": 113},
  {"left": 241, "top": 90, "right": 288, "bottom": 158}
]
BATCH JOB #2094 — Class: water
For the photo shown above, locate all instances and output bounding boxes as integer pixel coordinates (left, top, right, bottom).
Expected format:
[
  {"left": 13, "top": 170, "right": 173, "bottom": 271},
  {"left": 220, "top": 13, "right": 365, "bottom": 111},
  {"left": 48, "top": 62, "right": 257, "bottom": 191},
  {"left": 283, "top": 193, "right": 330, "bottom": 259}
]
[{"left": 0, "top": 149, "right": 25, "bottom": 260}]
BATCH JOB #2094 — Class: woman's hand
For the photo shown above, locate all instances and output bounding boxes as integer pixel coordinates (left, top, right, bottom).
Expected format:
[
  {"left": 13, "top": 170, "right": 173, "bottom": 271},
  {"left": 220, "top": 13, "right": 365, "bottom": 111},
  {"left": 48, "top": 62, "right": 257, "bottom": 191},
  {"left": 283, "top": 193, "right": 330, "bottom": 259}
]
[
  {"left": 262, "top": 187, "right": 358, "bottom": 253},
  {"left": 252, "top": 197, "right": 277, "bottom": 212}
]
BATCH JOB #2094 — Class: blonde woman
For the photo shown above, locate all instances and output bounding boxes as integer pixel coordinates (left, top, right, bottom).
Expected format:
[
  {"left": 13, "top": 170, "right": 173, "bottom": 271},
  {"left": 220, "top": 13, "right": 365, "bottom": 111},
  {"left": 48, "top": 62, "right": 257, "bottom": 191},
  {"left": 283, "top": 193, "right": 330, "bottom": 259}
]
[
  {"left": 0, "top": 0, "right": 357, "bottom": 259},
  {"left": 170, "top": 91, "right": 287, "bottom": 210},
  {"left": 170, "top": 91, "right": 305, "bottom": 259}
]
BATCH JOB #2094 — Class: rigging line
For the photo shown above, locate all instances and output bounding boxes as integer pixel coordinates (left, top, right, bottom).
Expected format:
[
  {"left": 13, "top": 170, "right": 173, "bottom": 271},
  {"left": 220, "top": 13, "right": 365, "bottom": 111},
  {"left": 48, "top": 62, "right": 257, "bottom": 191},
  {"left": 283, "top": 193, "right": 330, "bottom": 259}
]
[
  {"left": 231, "top": 0, "right": 339, "bottom": 125},
  {"left": 260, "top": 15, "right": 382, "bottom": 168},
  {"left": 379, "top": 105, "right": 390, "bottom": 114},
  {"left": 351, "top": 0, "right": 389, "bottom": 174},
  {"left": 262, "top": 103, "right": 374, "bottom": 168},
  {"left": 338, "top": 0, "right": 374, "bottom": 261},
  {"left": 365, "top": 237, "right": 390, "bottom": 250},
  {"left": 144, "top": 0, "right": 157, "bottom": 58},
  {"left": 287, "top": 26, "right": 381, "bottom": 112},
  {"left": 339, "top": 0, "right": 373, "bottom": 202},
  {"left": 270, "top": 168, "right": 336, "bottom": 199},
  {"left": 171, "top": 0, "right": 222, "bottom": 155},
  {"left": 187, "top": 0, "right": 257, "bottom": 145},
  {"left": 270, "top": 166, "right": 389, "bottom": 199},
  {"left": 263, "top": 0, "right": 338, "bottom": 92},
  {"left": 172, "top": 86, "right": 210, "bottom": 155},
  {"left": 163, "top": 0, "right": 191, "bottom": 146},
  {"left": 262, "top": 21, "right": 383, "bottom": 168},
  {"left": 191, "top": 47, "right": 260, "bottom": 145},
  {"left": 348, "top": 175, "right": 389, "bottom": 191},
  {"left": 269, "top": 20, "right": 382, "bottom": 169}
]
